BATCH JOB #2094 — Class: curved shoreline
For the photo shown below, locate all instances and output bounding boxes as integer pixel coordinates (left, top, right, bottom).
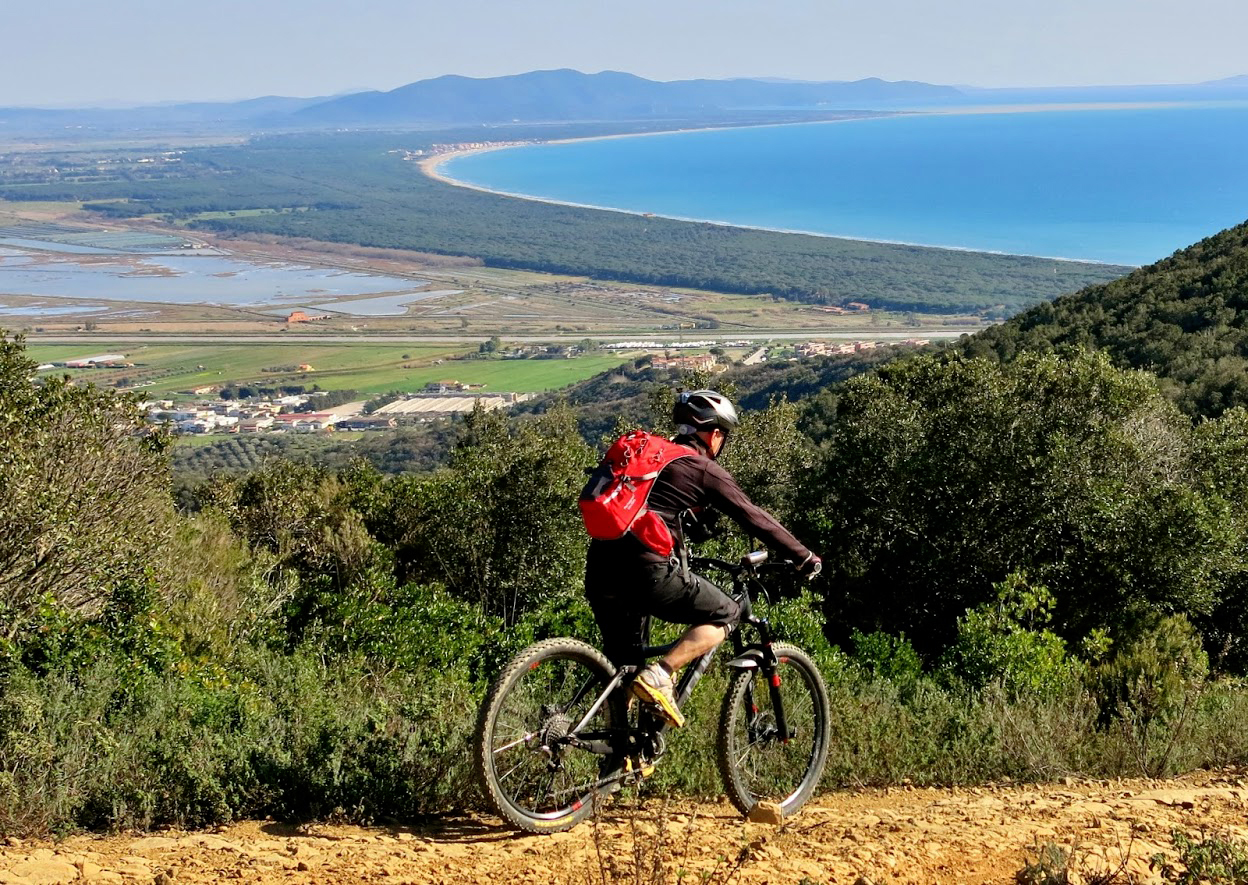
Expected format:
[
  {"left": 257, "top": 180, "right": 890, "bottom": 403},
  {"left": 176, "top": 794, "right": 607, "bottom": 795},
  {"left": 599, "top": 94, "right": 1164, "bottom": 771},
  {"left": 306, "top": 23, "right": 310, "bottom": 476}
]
[{"left": 415, "top": 110, "right": 1158, "bottom": 268}]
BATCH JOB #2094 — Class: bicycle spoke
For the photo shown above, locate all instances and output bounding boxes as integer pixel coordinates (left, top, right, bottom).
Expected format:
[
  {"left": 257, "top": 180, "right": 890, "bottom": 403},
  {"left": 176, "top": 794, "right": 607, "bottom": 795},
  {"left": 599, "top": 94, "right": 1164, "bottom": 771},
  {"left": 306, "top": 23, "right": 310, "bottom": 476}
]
[
  {"left": 478, "top": 640, "right": 616, "bottom": 831},
  {"left": 718, "top": 644, "right": 830, "bottom": 818}
]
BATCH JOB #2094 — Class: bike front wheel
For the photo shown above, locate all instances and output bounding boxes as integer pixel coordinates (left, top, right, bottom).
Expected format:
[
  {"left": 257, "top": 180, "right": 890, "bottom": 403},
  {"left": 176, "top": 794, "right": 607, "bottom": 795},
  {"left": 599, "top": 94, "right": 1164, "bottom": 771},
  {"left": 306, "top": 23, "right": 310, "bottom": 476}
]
[
  {"left": 717, "top": 642, "right": 830, "bottom": 818},
  {"left": 475, "top": 637, "right": 616, "bottom": 833}
]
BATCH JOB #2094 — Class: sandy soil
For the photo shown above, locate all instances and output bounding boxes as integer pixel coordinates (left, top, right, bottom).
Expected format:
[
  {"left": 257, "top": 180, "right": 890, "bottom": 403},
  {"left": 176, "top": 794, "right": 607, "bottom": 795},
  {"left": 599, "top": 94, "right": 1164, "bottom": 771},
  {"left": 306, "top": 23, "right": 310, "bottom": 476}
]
[{"left": 3, "top": 770, "right": 1247, "bottom": 884}]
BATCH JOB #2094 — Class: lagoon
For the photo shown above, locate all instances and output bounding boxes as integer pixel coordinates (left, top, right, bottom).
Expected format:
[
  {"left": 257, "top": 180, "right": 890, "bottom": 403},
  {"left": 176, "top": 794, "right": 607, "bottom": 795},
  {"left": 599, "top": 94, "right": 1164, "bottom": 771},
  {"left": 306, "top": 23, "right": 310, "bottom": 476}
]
[
  {"left": 0, "top": 250, "right": 433, "bottom": 314},
  {"left": 442, "top": 105, "right": 1248, "bottom": 267}
]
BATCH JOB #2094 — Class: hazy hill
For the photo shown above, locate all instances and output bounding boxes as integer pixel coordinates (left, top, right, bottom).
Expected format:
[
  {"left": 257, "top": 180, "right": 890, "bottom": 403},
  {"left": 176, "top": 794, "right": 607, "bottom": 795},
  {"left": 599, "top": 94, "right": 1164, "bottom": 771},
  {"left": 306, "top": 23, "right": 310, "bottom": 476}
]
[
  {"left": 0, "top": 95, "right": 331, "bottom": 132},
  {"left": 0, "top": 71, "right": 958, "bottom": 133},
  {"left": 289, "top": 69, "right": 963, "bottom": 124},
  {"left": 4, "top": 70, "right": 1244, "bottom": 133}
]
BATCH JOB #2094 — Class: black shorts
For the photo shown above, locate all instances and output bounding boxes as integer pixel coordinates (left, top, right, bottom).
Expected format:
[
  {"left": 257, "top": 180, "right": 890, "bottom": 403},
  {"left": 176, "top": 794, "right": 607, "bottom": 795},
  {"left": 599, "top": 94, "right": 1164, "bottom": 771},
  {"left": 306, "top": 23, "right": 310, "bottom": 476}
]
[{"left": 585, "top": 553, "right": 740, "bottom": 667}]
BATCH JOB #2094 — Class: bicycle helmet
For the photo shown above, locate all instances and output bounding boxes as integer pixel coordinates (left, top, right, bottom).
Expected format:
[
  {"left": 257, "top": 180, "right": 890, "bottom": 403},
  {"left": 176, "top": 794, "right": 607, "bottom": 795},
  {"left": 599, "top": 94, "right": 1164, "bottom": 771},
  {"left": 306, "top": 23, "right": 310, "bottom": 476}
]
[{"left": 673, "top": 389, "right": 740, "bottom": 436}]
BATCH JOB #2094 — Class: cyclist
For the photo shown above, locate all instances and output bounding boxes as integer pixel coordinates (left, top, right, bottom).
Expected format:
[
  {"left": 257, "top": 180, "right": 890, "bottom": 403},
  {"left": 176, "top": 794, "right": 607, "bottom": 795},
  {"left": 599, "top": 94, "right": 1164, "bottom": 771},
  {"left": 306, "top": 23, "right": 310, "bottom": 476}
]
[{"left": 584, "top": 390, "right": 821, "bottom": 729}]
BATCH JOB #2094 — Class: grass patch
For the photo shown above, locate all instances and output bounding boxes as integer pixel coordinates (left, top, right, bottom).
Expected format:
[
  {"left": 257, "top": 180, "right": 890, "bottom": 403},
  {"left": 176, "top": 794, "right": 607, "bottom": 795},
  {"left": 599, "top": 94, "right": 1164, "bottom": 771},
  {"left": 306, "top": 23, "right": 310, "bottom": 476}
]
[{"left": 26, "top": 343, "right": 632, "bottom": 397}]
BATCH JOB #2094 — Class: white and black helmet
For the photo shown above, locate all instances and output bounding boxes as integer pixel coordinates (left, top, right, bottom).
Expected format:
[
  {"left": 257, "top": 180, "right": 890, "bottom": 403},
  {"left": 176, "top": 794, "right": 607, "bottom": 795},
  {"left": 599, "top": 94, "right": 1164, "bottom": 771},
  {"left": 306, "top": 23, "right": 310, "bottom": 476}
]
[{"left": 673, "top": 389, "right": 740, "bottom": 436}]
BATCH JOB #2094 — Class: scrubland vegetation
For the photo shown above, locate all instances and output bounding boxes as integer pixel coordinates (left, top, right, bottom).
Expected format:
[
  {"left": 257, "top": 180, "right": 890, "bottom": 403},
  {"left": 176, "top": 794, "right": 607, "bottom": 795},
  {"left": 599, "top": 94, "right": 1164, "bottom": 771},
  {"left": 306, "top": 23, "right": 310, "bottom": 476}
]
[{"left": 8, "top": 233, "right": 1248, "bottom": 837}]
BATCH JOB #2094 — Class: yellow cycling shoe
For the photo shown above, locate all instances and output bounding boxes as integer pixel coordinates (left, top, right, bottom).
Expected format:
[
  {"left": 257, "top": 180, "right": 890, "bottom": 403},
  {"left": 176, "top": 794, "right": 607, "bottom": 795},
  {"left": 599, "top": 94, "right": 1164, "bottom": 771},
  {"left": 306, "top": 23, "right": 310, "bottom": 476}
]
[{"left": 630, "top": 663, "right": 686, "bottom": 728}]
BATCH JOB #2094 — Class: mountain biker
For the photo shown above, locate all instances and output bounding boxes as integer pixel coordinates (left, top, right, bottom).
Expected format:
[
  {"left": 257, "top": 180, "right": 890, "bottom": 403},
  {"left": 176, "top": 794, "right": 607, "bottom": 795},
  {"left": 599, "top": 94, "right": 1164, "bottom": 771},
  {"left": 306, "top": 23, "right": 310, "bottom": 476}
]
[{"left": 584, "top": 390, "right": 822, "bottom": 729}]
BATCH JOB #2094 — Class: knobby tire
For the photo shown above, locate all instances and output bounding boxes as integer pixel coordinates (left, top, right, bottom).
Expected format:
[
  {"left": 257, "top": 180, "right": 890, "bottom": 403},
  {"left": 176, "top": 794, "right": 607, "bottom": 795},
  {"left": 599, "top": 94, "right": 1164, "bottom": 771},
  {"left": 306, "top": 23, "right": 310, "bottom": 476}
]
[
  {"left": 716, "top": 643, "right": 831, "bottom": 818},
  {"left": 475, "top": 638, "right": 615, "bottom": 834}
]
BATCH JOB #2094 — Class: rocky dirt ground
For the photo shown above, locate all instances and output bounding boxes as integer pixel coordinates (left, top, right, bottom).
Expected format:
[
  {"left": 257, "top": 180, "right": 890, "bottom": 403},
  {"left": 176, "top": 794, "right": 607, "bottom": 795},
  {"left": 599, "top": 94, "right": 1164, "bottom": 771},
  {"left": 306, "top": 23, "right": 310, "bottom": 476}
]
[{"left": 3, "top": 770, "right": 1247, "bottom": 885}]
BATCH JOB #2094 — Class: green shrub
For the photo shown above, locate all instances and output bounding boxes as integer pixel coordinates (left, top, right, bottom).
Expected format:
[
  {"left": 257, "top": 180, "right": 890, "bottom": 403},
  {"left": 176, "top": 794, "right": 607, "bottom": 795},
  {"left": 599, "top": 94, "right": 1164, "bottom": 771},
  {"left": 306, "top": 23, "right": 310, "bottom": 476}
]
[
  {"left": 0, "top": 333, "right": 173, "bottom": 631},
  {"left": 938, "top": 574, "right": 1082, "bottom": 699},
  {"left": 1156, "top": 830, "right": 1248, "bottom": 885},
  {"left": 766, "top": 588, "right": 848, "bottom": 674},
  {"left": 1089, "top": 615, "right": 1209, "bottom": 775},
  {"left": 1091, "top": 614, "right": 1209, "bottom": 726},
  {"left": 0, "top": 647, "right": 482, "bottom": 834},
  {"left": 850, "top": 630, "right": 923, "bottom": 697}
]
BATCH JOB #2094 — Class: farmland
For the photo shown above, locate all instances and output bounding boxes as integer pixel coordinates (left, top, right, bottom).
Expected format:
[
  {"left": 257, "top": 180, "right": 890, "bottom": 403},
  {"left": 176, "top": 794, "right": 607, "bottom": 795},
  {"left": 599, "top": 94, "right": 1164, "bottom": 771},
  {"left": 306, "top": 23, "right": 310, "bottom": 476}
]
[{"left": 26, "top": 342, "right": 634, "bottom": 398}]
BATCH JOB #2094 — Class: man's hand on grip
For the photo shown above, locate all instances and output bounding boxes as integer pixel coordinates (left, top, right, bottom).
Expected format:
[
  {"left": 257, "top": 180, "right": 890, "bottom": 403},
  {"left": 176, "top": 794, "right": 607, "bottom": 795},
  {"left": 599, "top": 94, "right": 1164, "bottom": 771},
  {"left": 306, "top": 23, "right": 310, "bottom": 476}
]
[{"left": 797, "top": 552, "right": 822, "bottom": 579}]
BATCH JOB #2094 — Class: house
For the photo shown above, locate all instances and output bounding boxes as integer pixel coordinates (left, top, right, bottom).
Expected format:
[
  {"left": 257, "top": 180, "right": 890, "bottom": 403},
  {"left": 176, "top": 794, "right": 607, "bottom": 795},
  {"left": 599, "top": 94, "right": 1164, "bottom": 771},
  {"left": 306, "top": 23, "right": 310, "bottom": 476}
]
[
  {"left": 425, "top": 381, "right": 466, "bottom": 393},
  {"left": 238, "top": 417, "right": 275, "bottom": 433},
  {"left": 339, "top": 416, "right": 398, "bottom": 431},
  {"left": 651, "top": 354, "right": 718, "bottom": 372},
  {"left": 275, "top": 412, "right": 338, "bottom": 431}
]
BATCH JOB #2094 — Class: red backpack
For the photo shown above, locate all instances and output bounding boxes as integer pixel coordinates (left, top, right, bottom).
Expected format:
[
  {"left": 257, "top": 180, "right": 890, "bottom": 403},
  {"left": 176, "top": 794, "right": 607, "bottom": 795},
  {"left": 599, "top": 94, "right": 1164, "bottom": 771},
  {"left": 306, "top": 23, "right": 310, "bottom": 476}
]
[{"left": 579, "top": 430, "right": 698, "bottom": 556}]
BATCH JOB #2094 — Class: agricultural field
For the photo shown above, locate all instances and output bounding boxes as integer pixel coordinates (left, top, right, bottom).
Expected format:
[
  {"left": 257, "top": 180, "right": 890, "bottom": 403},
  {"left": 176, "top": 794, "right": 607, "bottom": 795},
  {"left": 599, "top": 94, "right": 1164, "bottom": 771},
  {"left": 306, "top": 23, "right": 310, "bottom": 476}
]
[{"left": 26, "top": 342, "right": 635, "bottom": 398}]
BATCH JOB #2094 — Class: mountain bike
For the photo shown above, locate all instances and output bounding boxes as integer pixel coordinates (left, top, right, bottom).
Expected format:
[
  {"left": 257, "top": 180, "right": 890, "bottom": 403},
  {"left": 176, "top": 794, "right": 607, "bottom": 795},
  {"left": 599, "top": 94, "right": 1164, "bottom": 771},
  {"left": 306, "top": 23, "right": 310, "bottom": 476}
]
[{"left": 475, "top": 551, "right": 831, "bottom": 833}]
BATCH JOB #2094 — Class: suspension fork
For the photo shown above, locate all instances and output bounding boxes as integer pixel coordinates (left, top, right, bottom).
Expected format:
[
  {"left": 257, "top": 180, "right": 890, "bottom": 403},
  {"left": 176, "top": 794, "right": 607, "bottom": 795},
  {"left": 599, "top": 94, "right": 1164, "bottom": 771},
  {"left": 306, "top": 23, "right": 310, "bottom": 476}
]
[{"left": 742, "top": 613, "right": 791, "bottom": 743}]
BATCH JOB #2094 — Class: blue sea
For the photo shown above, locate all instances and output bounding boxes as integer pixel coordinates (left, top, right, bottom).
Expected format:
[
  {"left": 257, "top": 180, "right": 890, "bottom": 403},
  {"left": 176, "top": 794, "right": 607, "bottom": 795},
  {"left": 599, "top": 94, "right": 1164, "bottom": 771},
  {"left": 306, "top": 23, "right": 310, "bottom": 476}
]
[{"left": 442, "top": 105, "right": 1248, "bottom": 267}]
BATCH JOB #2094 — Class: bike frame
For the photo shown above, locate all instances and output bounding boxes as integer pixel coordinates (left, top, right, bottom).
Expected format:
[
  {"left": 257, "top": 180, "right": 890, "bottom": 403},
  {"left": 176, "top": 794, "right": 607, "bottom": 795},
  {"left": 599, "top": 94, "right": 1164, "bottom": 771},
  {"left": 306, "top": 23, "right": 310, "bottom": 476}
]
[{"left": 564, "top": 554, "right": 794, "bottom": 779}]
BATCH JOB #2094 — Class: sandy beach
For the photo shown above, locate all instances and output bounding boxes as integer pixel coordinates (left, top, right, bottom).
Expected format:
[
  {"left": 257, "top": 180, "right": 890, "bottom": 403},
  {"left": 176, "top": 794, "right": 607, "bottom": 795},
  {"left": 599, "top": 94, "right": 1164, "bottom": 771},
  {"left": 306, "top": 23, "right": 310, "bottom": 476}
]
[{"left": 416, "top": 103, "right": 1146, "bottom": 266}]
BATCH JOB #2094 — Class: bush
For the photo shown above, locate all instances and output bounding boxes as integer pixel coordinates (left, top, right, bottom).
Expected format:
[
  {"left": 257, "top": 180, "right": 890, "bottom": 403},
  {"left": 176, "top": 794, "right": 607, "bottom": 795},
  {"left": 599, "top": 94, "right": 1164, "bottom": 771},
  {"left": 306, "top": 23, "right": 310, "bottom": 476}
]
[
  {"left": 1157, "top": 830, "right": 1248, "bottom": 885},
  {"left": 810, "top": 351, "right": 1235, "bottom": 659},
  {"left": 938, "top": 573, "right": 1082, "bottom": 699},
  {"left": 0, "top": 331, "right": 172, "bottom": 636},
  {"left": 0, "top": 647, "right": 482, "bottom": 834},
  {"left": 850, "top": 630, "right": 923, "bottom": 698},
  {"left": 1089, "top": 615, "right": 1209, "bottom": 775},
  {"left": 1091, "top": 614, "right": 1209, "bottom": 726}
]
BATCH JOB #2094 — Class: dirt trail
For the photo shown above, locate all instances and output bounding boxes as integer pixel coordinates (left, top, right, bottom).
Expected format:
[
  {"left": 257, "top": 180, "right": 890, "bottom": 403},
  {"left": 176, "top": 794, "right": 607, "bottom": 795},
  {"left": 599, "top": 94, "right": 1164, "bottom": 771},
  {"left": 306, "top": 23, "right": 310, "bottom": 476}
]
[{"left": 4, "top": 770, "right": 1247, "bottom": 885}]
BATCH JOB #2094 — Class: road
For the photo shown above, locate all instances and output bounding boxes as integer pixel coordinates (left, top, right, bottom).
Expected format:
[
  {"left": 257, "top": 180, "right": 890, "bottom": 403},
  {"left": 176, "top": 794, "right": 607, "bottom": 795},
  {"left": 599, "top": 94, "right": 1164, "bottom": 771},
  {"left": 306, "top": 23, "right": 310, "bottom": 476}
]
[
  {"left": 742, "top": 346, "right": 769, "bottom": 365},
  {"left": 26, "top": 330, "right": 970, "bottom": 346}
]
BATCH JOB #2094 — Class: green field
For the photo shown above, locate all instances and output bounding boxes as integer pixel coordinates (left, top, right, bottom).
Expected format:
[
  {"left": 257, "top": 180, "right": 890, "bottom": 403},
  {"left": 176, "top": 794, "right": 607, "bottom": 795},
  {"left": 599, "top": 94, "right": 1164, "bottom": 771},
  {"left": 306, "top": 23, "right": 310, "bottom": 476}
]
[{"left": 26, "top": 343, "right": 633, "bottom": 397}]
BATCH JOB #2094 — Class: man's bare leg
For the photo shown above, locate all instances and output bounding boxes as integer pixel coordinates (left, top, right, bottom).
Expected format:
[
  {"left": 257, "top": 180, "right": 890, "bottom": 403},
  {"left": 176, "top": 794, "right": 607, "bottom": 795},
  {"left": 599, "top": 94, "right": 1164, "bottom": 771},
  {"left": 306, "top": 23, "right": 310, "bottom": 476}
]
[
  {"left": 632, "top": 624, "right": 729, "bottom": 728},
  {"left": 662, "top": 624, "right": 729, "bottom": 672}
]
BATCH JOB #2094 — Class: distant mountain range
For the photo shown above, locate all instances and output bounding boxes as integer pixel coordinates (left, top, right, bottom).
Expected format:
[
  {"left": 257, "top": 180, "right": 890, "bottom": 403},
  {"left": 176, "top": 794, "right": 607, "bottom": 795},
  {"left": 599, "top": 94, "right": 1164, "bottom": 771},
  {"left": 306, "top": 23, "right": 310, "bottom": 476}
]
[
  {"left": 289, "top": 69, "right": 962, "bottom": 125},
  {"left": 1, "top": 69, "right": 1245, "bottom": 132}
]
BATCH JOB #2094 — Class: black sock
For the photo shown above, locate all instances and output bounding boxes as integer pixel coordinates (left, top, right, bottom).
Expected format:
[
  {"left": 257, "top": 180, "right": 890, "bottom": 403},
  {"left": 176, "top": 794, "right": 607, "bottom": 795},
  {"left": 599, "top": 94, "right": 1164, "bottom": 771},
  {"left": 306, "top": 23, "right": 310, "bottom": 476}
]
[{"left": 657, "top": 661, "right": 675, "bottom": 678}]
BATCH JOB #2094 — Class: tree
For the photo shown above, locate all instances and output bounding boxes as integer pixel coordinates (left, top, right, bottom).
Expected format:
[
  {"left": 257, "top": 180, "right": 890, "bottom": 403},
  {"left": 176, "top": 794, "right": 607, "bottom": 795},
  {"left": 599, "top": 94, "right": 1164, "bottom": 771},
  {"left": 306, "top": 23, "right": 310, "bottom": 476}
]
[
  {"left": 363, "top": 403, "right": 594, "bottom": 625},
  {"left": 0, "top": 332, "right": 172, "bottom": 636},
  {"left": 805, "top": 351, "right": 1236, "bottom": 658}
]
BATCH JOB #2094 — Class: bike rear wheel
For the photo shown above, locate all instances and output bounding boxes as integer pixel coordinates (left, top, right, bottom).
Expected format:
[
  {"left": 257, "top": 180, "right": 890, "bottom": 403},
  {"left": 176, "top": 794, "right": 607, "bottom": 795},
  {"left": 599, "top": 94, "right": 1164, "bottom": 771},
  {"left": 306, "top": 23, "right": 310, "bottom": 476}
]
[
  {"left": 475, "top": 638, "right": 616, "bottom": 833},
  {"left": 717, "top": 642, "right": 830, "bottom": 818}
]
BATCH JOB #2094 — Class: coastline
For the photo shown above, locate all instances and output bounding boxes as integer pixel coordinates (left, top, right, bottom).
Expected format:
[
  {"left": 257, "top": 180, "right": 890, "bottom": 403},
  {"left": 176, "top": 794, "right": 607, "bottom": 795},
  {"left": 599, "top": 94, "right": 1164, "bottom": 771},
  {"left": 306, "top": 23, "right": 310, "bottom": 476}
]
[{"left": 416, "top": 105, "right": 1152, "bottom": 267}]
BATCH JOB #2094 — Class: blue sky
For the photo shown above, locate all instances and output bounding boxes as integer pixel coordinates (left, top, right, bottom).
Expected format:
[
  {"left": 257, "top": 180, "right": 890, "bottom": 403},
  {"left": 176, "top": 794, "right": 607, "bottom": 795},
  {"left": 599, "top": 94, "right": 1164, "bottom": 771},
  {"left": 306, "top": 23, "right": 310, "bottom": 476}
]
[{"left": 5, "top": 0, "right": 1246, "bottom": 107}]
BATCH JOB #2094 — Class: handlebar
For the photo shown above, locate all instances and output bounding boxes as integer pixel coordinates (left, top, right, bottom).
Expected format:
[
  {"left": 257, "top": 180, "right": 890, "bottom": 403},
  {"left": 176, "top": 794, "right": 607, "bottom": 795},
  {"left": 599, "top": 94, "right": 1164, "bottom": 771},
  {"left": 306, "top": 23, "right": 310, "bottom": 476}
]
[{"left": 689, "top": 551, "right": 806, "bottom": 602}]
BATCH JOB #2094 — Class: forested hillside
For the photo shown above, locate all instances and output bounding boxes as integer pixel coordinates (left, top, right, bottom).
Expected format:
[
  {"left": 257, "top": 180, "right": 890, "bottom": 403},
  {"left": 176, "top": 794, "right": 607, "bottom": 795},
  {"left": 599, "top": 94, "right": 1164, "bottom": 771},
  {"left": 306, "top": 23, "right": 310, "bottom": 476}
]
[{"left": 963, "top": 220, "right": 1248, "bottom": 417}]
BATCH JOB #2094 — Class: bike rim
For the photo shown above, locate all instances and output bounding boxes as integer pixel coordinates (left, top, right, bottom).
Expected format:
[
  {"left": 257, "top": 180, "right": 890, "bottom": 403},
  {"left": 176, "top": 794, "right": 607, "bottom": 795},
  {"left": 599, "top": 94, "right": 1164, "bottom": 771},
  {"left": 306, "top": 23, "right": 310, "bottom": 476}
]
[
  {"left": 728, "top": 656, "right": 822, "bottom": 807},
  {"left": 487, "top": 653, "right": 609, "bottom": 821}
]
